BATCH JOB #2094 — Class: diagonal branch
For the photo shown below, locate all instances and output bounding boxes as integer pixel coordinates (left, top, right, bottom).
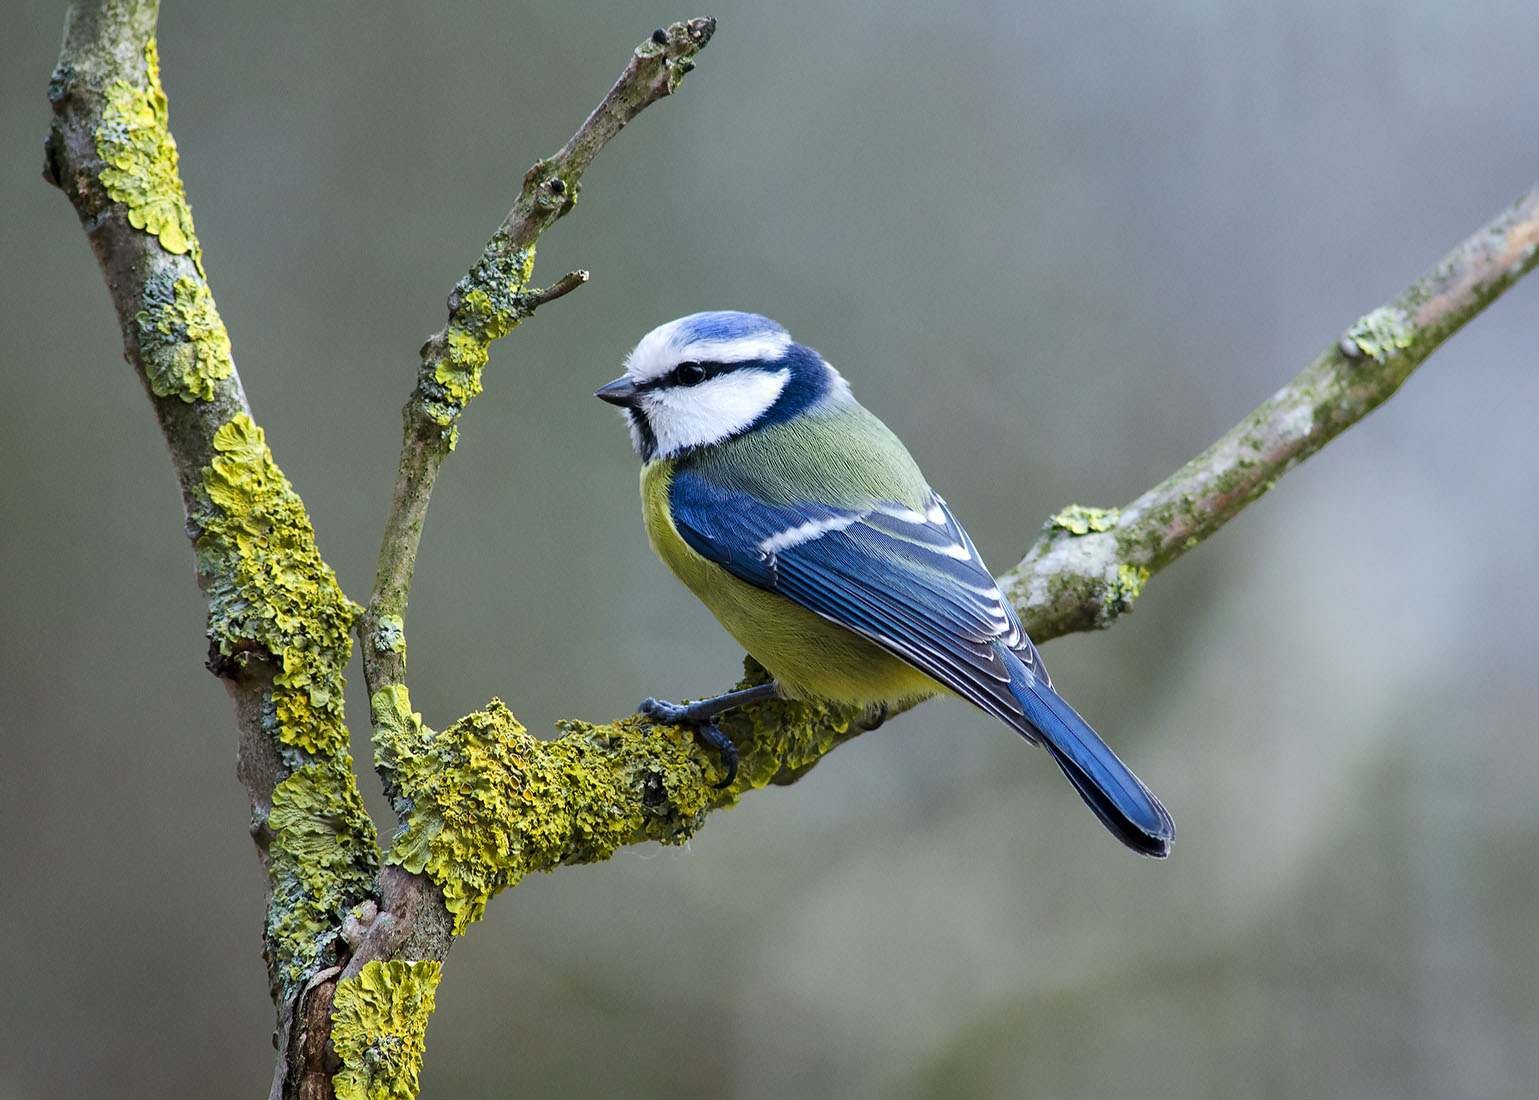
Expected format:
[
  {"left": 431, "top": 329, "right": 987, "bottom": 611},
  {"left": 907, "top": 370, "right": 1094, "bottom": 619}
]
[
  {"left": 366, "top": 181, "right": 1539, "bottom": 939},
  {"left": 359, "top": 19, "right": 716, "bottom": 715},
  {"left": 1003, "top": 184, "right": 1539, "bottom": 637}
]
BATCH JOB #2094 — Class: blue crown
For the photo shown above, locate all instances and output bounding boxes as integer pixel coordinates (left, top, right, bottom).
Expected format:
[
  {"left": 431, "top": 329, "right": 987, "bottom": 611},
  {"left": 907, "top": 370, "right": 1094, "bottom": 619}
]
[{"left": 670, "top": 310, "right": 789, "bottom": 346}]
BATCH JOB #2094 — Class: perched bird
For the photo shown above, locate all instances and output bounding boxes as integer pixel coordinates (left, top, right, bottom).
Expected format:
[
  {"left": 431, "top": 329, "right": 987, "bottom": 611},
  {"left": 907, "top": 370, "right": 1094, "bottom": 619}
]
[{"left": 597, "top": 311, "right": 1174, "bottom": 857}]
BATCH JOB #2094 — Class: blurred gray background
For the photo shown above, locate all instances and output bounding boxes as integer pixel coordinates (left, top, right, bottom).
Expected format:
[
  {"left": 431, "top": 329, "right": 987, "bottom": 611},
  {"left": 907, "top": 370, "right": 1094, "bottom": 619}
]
[{"left": 4, "top": 1, "right": 1538, "bottom": 1097}]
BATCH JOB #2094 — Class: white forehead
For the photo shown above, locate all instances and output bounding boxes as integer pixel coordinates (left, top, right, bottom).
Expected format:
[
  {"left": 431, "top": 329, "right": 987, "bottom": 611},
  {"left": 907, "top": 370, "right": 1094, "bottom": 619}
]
[{"left": 624, "top": 312, "right": 793, "bottom": 383}]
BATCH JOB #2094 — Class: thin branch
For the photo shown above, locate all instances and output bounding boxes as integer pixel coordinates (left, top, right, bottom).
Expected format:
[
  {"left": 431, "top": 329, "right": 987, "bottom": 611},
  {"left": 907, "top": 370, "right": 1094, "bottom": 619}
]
[
  {"left": 529, "top": 268, "right": 592, "bottom": 308},
  {"left": 359, "top": 19, "right": 715, "bottom": 714},
  {"left": 1003, "top": 184, "right": 1539, "bottom": 637}
]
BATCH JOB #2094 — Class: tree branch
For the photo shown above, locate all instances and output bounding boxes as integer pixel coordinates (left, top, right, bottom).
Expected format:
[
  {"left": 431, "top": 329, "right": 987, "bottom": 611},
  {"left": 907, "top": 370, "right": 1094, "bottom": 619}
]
[
  {"left": 45, "top": 4, "right": 379, "bottom": 1095},
  {"left": 362, "top": 181, "right": 1539, "bottom": 947},
  {"left": 359, "top": 19, "right": 715, "bottom": 712},
  {"left": 1003, "top": 185, "right": 1539, "bottom": 637}
]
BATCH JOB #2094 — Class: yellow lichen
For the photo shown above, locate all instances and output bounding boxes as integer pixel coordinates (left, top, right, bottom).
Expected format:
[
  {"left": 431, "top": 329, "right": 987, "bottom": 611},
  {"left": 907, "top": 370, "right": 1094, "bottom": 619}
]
[
  {"left": 266, "top": 763, "right": 379, "bottom": 986},
  {"left": 95, "top": 39, "right": 203, "bottom": 274},
  {"left": 198, "top": 415, "right": 360, "bottom": 755},
  {"left": 135, "top": 273, "right": 232, "bottom": 402},
  {"left": 1051, "top": 504, "right": 1120, "bottom": 536},
  {"left": 331, "top": 960, "right": 442, "bottom": 1100},
  {"left": 367, "top": 659, "right": 863, "bottom": 935},
  {"left": 713, "top": 661, "right": 867, "bottom": 790},
  {"left": 1101, "top": 561, "right": 1151, "bottom": 622},
  {"left": 434, "top": 326, "right": 490, "bottom": 407},
  {"left": 419, "top": 244, "right": 537, "bottom": 427},
  {"left": 373, "top": 685, "right": 719, "bottom": 933},
  {"left": 1346, "top": 306, "right": 1413, "bottom": 363}
]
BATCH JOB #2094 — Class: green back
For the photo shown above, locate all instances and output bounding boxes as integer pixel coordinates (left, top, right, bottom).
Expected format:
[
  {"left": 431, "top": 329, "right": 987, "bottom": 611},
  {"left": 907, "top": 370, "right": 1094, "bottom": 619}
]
[{"left": 676, "top": 400, "right": 930, "bottom": 509}]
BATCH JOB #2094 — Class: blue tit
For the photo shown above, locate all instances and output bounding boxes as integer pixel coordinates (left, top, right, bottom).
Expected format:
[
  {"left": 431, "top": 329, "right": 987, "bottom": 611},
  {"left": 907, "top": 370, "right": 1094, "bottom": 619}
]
[{"left": 596, "top": 311, "right": 1174, "bottom": 857}]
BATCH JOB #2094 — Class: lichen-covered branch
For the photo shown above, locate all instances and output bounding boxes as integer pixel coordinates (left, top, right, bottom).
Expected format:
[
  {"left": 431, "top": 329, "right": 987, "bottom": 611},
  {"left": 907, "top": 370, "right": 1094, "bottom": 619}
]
[
  {"left": 367, "top": 181, "right": 1539, "bottom": 941},
  {"left": 329, "top": 960, "right": 442, "bottom": 1100},
  {"left": 366, "top": 674, "right": 877, "bottom": 932},
  {"left": 46, "top": 4, "right": 378, "bottom": 1095},
  {"left": 351, "top": 24, "right": 717, "bottom": 977}
]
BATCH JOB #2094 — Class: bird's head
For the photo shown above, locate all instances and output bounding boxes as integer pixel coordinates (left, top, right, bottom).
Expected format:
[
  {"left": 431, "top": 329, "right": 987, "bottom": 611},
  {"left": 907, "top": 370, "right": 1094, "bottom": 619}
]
[{"left": 596, "top": 311, "right": 848, "bottom": 461}]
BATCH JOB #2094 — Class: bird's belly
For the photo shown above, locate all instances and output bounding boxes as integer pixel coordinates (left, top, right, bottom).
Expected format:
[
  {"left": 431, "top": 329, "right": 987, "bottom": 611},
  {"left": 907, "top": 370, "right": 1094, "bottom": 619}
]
[
  {"left": 697, "top": 581, "right": 938, "bottom": 705},
  {"left": 641, "top": 462, "right": 940, "bottom": 707}
]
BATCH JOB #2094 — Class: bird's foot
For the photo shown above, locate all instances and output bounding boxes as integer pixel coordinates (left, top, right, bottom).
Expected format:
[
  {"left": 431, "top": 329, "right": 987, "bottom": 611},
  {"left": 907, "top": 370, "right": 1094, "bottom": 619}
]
[
  {"left": 638, "top": 696, "right": 690, "bottom": 725},
  {"left": 639, "top": 697, "right": 740, "bottom": 789}
]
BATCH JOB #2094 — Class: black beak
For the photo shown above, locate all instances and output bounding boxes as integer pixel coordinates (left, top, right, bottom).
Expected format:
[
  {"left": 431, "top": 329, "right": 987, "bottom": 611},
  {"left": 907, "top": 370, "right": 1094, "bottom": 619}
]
[{"left": 594, "top": 376, "right": 641, "bottom": 408}]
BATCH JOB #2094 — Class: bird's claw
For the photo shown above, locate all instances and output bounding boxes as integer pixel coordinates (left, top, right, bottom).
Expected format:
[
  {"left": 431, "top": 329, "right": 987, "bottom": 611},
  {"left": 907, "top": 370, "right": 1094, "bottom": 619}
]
[
  {"left": 692, "top": 720, "right": 739, "bottom": 789},
  {"left": 638, "top": 696, "right": 690, "bottom": 725},
  {"left": 637, "top": 697, "right": 739, "bottom": 789}
]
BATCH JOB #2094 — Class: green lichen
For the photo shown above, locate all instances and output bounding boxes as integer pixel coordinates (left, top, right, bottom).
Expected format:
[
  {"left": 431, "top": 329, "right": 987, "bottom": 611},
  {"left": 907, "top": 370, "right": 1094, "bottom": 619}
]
[
  {"left": 714, "top": 661, "right": 868, "bottom": 789},
  {"left": 95, "top": 39, "right": 203, "bottom": 275},
  {"left": 1208, "top": 460, "right": 1256, "bottom": 500},
  {"left": 1040, "top": 567, "right": 1093, "bottom": 609},
  {"left": 369, "top": 659, "right": 865, "bottom": 934},
  {"left": 1102, "top": 562, "right": 1151, "bottom": 622},
  {"left": 197, "top": 415, "right": 360, "bottom": 755},
  {"left": 1051, "top": 504, "right": 1120, "bottom": 536},
  {"left": 422, "top": 242, "right": 537, "bottom": 426},
  {"left": 332, "top": 959, "right": 442, "bottom": 1100},
  {"left": 373, "top": 614, "right": 406, "bottom": 655},
  {"left": 266, "top": 763, "right": 379, "bottom": 986},
  {"left": 1346, "top": 306, "right": 1413, "bottom": 363},
  {"left": 374, "top": 684, "right": 722, "bottom": 933},
  {"left": 134, "top": 273, "right": 232, "bottom": 401}
]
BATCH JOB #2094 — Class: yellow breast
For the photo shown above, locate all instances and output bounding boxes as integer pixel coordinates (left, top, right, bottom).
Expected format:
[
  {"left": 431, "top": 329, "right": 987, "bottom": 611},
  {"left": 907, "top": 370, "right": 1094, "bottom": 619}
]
[{"left": 640, "top": 460, "right": 940, "bottom": 707}]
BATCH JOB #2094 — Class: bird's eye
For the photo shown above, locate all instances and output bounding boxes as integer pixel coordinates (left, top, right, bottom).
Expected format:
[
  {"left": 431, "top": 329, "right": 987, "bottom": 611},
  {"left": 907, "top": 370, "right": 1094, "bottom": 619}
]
[{"left": 675, "top": 361, "right": 707, "bottom": 386}]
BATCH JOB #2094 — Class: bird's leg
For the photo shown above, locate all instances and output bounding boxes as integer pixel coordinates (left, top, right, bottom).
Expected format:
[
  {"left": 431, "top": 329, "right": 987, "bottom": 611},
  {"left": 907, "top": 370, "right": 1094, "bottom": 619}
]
[
  {"left": 638, "top": 682, "right": 781, "bottom": 789},
  {"left": 639, "top": 682, "right": 780, "bottom": 726}
]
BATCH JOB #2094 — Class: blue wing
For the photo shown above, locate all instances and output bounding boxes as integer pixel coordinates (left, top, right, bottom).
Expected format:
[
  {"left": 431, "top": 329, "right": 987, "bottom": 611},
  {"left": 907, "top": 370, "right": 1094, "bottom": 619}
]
[{"left": 669, "top": 469, "right": 1174, "bottom": 857}]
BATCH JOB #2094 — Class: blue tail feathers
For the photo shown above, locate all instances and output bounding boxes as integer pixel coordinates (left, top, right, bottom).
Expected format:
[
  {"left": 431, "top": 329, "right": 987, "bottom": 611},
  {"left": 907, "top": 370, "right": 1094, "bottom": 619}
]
[{"left": 1003, "top": 649, "right": 1175, "bottom": 858}]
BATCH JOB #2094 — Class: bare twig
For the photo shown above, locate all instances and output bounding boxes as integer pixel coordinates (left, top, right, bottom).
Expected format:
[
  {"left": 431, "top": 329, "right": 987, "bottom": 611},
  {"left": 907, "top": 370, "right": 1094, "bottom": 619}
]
[{"left": 530, "top": 269, "right": 592, "bottom": 307}]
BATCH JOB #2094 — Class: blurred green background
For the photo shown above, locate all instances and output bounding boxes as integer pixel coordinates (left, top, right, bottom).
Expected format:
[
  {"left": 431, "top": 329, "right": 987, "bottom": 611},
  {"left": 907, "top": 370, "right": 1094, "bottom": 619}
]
[{"left": 4, "top": 1, "right": 1538, "bottom": 1097}]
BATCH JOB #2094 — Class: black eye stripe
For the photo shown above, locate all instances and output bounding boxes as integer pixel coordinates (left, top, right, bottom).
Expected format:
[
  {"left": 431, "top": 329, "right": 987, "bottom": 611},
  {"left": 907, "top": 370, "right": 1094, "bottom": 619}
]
[{"left": 637, "top": 361, "right": 730, "bottom": 390}]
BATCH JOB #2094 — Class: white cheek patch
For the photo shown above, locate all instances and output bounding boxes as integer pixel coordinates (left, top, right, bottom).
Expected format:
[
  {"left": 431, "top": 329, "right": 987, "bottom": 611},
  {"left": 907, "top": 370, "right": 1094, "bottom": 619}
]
[
  {"left": 641, "top": 369, "right": 790, "bottom": 457},
  {"left": 623, "top": 409, "right": 649, "bottom": 456}
]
